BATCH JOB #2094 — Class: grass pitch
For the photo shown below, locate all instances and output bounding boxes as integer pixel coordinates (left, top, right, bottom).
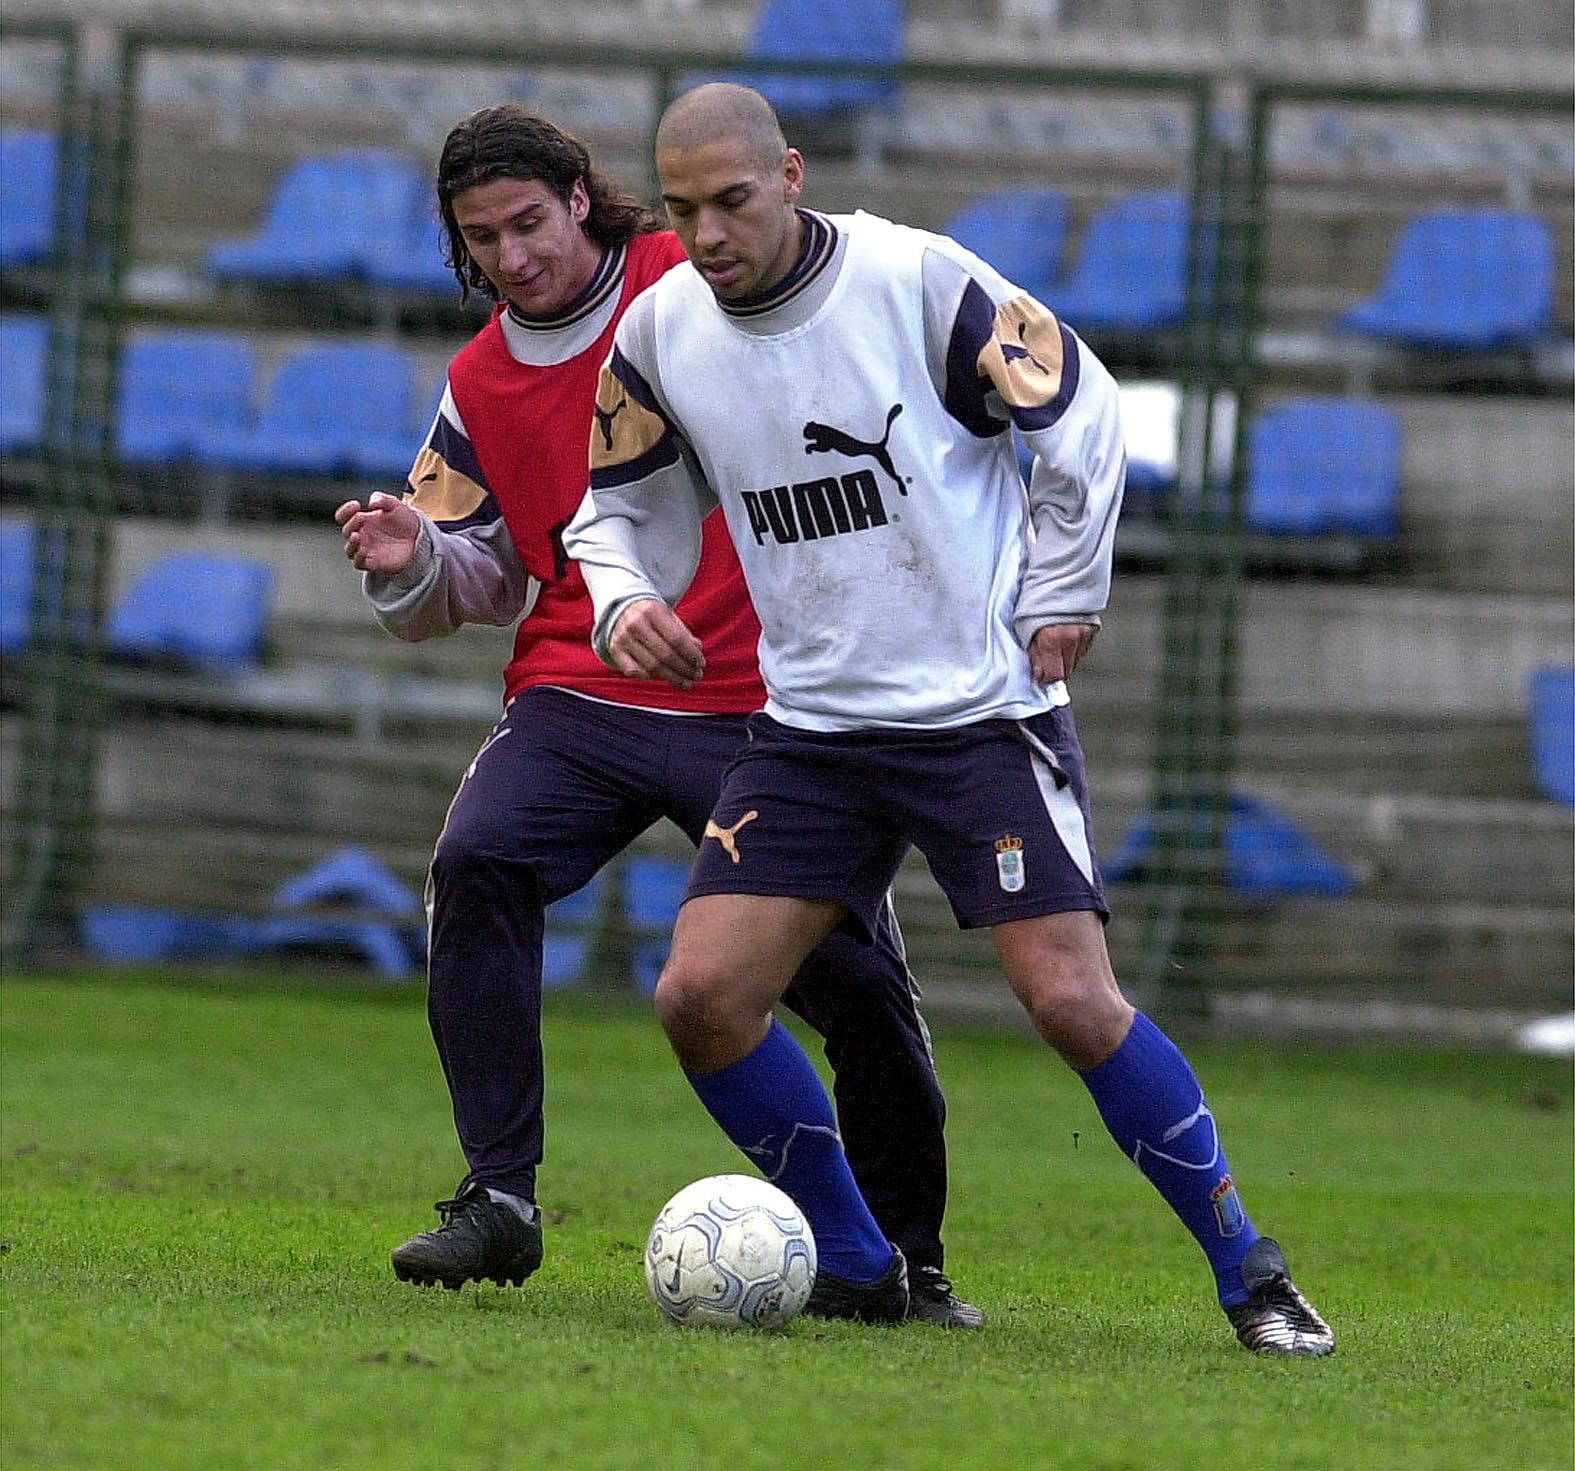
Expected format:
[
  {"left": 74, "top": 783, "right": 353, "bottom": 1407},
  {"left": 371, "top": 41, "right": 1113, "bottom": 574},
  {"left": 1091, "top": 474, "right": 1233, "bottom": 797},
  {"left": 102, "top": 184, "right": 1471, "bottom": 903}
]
[{"left": 1, "top": 968, "right": 1571, "bottom": 1471}]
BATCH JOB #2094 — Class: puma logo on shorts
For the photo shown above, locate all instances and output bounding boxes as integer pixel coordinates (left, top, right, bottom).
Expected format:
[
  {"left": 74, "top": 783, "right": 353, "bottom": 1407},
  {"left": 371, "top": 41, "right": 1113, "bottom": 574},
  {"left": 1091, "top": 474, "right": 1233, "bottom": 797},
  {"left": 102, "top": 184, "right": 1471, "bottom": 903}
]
[{"left": 703, "top": 810, "right": 758, "bottom": 863}]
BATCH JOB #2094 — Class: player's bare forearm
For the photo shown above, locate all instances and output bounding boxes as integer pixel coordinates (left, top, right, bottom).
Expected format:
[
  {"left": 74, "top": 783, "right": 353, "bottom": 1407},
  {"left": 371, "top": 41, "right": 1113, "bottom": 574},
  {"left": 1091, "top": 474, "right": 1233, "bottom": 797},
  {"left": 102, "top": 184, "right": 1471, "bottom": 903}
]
[
  {"left": 1028, "top": 622, "right": 1099, "bottom": 683},
  {"left": 609, "top": 597, "right": 706, "bottom": 689}
]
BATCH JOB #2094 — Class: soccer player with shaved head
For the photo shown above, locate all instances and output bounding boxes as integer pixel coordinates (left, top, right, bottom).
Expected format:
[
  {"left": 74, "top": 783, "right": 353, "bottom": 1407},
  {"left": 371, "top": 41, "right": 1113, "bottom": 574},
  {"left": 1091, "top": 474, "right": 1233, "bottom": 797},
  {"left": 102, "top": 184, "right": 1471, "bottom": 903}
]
[
  {"left": 335, "top": 104, "right": 980, "bottom": 1327},
  {"left": 567, "top": 82, "right": 1335, "bottom": 1353}
]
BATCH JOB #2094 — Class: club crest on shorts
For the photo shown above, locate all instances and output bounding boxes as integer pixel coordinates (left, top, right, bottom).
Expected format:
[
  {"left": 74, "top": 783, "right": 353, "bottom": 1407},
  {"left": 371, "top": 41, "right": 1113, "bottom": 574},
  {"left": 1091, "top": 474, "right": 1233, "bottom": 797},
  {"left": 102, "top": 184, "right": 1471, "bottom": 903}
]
[
  {"left": 994, "top": 835, "right": 1025, "bottom": 893},
  {"left": 1210, "top": 1174, "right": 1246, "bottom": 1237}
]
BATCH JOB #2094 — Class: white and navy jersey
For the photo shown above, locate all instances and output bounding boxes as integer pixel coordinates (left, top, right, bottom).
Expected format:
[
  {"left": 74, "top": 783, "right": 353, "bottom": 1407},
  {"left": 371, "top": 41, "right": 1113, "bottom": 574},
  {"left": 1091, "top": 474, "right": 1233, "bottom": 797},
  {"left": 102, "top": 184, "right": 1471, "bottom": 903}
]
[{"left": 566, "top": 209, "right": 1126, "bottom": 732}]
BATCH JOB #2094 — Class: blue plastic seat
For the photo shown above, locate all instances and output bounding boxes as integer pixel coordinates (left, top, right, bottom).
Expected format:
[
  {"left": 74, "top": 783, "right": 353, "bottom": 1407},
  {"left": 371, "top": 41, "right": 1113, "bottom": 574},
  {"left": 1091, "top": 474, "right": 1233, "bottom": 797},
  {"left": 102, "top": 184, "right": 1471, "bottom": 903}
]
[
  {"left": 943, "top": 189, "right": 1068, "bottom": 296},
  {"left": 1528, "top": 667, "right": 1575, "bottom": 807},
  {"left": 0, "top": 128, "right": 57, "bottom": 268},
  {"left": 363, "top": 212, "right": 458, "bottom": 297},
  {"left": 204, "top": 342, "right": 418, "bottom": 477},
  {"left": 541, "top": 871, "right": 607, "bottom": 989},
  {"left": 252, "top": 845, "right": 423, "bottom": 977},
  {"left": 206, "top": 149, "right": 428, "bottom": 286},
  {"left": 0, "top": 519, "right": 35, "bottom": 654},
  {"left": 1104, "top": 792, "right": 1356, "bottom": 897},
  {"left": 105, "top": 551, "right": 274, "bottom": 672},
  {"left": 1338, "top": 210, "right": 1555, "bottom": 352},
  {"left": 1244, "top": 397, "right": 1401, "bottom": 537},
  {"left": 1046, "top": 191, "right": 1190, "bottom": 335},
  {"left": 624, "top": 854, "right": 690, "bottom": 994},
  {"left": 0, "top": 314, "right": 49, "bottom": 457},
  {"left": 116, "top": 329, "right": 258, "bottom": 467},
  {"left": 709, "top": 0, "right": 904, "bottom": 121},
  {"left": 79, "top": 905, "right": 260, "bottom": 964},
  {"left": 351, "top": 386, "right": 440, "bottom": 483}
]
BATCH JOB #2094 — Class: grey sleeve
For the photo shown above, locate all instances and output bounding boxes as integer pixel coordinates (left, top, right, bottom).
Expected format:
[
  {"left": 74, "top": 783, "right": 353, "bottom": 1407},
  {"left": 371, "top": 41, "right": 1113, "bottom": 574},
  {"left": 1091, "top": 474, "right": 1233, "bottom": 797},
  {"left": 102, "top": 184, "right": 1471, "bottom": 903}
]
[
  {"left": 364, "top": 511, "right": 538, "bottom": 641},
  {"left": 919, "top": 241, "right": 1123, "bottom": 642},
  {"left": 563, "top": 295, "right": 715, "bottom": 665}
]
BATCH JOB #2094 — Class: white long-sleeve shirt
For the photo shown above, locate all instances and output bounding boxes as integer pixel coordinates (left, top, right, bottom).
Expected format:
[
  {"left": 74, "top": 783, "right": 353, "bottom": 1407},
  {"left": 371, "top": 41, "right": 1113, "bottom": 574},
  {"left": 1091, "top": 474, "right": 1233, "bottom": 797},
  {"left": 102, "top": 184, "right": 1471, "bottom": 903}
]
[{"left": 565, "top": 209, "right": 1126, "bottom": 732}]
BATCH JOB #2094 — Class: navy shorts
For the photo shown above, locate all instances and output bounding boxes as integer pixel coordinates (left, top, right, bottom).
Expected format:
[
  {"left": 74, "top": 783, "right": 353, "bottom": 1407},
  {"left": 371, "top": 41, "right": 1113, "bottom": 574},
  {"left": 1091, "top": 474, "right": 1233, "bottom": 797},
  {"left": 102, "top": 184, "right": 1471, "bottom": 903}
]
[{"left": 688, "top": 707, "right": 1108, "bottom": 938}]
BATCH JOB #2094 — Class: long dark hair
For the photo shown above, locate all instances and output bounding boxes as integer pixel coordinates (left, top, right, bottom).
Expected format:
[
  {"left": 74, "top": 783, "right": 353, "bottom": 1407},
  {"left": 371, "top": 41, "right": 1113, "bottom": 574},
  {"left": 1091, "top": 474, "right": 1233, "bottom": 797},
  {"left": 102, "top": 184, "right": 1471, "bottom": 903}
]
[{"left": 435, "top": 104, "right": 661, "bottom": 303}]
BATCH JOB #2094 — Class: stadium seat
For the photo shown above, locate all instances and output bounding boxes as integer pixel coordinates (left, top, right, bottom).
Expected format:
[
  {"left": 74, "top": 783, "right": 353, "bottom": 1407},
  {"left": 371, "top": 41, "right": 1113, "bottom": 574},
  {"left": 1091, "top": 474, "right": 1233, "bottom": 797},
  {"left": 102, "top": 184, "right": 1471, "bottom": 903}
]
[
  {"left": 943, "top": 189, "right": 1068, "bottom": 297},
  {"left": 1337, "top": 209, "right": 1556, "bottom": 352},
  {"left": 624, "top": 853, "right": 689, "bottom": 994},
  {"left": 1104, "top": 792, "right": 1357, "bottom": 897},
  {"left": 115, "top": 329, "right": 258, "bottom": 467},
  {"left": 253, "top": 844, "right": 423, "bottom": 978},
  {"left": 79, "top": 905, "right": 259, "bottom": 964},
  {"left": 206, "top": 149, "right": 428, "bottom": 286},
  {"left": 350, "top": 386, "right": 441, "bottom": 484},
  {"left": 202, "top": 341, "right": 419, "bottom": 478},
  {"left": 0, "top": 127, "right": 57, "bottom": 269},
  {"left": 1244, "top": 397, "right": 1401, "bottom": 537},
  {"left": 731, "top": 0, "right": 904, "bottom": 121},
  {"left": 1045, "top": 190, "right": 1190, "bottom": 335},
  {"left": 363, "top": 211, "right": 459, "bottom": 297},
  {"left": 104, "top": 551, "right": 274, "bottom": 673},
  {"left": 0, "top": 314, "right": 49, "bottom": 458},
  {"left": 542, "top": 872, "right": 607, "bottom": 989},
  {"left": 0, "top": 519, "right": 35, "bottom": 654},
  {"left": 1528, "top": 667, "right": 1575, "bottom": 807}
]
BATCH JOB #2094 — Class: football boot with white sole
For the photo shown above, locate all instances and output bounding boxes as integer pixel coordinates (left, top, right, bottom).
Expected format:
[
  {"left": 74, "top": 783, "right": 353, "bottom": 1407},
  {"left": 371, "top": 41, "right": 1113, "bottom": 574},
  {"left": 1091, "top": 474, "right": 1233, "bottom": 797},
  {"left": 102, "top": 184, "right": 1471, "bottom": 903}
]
[{"left": 1225, "top": 1237, "right": 1335, "bottom": 1357}]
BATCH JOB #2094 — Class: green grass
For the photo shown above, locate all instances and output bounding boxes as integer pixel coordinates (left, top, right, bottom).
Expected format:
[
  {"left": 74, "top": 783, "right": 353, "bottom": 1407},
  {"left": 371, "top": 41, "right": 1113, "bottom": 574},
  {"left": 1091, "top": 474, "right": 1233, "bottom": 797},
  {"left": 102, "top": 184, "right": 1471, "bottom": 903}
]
[{"left": 2, "top": 968, "right": 1571, "bottom": 1471}]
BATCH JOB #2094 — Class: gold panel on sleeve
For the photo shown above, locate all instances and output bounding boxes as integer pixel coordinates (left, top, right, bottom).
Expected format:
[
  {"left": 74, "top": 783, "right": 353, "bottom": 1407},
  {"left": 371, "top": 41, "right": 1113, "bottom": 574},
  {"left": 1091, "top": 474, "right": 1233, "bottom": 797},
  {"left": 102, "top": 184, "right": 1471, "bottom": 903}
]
[
  {"left": 590, "top": 364, "right": 668, "bottom": 471},
  {"left": 404, "top": 446, "right": 488, "bottom": 522},
  {"left": 976, "top": 296, "right": 1065, "bottom": 410}
]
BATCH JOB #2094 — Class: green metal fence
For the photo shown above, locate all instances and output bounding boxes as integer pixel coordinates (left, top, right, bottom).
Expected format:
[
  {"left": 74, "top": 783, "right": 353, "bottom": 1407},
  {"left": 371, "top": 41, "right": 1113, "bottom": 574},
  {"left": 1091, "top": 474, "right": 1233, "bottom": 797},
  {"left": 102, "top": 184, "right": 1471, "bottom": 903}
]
[{"left": 2, "top": 22, "right": 1569, "bottom": 1032}]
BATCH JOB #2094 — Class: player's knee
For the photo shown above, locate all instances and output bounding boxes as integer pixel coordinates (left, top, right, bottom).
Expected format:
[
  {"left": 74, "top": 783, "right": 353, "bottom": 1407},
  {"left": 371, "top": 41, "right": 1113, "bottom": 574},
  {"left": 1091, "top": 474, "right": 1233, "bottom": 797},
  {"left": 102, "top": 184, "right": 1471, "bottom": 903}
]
[
  {"left": 653, "top": 956, "right": 751, "bottom": 1061},
  {"left": 1012, "top": 966, "right": 1132, "bottom": 1069},
  {"left": 430, "top": 821, "right": 539, "bottom": 902},
  {"left": 431, "top": 820, "right": 494, "bottom": 880}
]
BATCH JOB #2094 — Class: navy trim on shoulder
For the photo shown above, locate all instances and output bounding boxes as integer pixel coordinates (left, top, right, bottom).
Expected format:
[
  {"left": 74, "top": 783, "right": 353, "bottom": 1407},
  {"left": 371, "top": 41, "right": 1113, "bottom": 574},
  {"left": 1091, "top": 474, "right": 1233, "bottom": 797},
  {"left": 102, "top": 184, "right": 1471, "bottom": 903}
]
[{"left": 943, "top": 278, "right": 1005, "bottom": 439}]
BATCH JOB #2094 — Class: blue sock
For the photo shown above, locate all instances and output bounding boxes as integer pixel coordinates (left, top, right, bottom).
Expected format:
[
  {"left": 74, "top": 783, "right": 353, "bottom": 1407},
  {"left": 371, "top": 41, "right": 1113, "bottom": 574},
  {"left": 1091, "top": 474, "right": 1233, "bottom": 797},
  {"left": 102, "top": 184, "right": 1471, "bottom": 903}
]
[
  {"left": 1079, "top": 1011, "right": 1259, "bottom": 1306},
  {"left": 684, "top": 1019, "right": 893, "bottom": 1282}
]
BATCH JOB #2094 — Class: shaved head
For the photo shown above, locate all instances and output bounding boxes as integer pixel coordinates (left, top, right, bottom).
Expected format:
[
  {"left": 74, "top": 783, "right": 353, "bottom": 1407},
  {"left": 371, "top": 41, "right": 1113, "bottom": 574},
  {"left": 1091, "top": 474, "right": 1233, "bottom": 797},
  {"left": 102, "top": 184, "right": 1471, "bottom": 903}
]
[{"left": 656, "top": 83, "right": 787, "bottom": 170}]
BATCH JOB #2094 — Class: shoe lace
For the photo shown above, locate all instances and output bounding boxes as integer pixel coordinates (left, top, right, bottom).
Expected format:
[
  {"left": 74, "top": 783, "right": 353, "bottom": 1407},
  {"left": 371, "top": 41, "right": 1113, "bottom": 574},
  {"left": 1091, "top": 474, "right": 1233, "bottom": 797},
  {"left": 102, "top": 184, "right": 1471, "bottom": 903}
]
[
  {"left": 1260, "top": 1278, "right": 1322, "bottom": 1330},
  {"left": 432, "top": 1185, "right": 489, "bottom": 1227},
  {"left": 913, "top": 1266, "right": 955, "bottom": 1295}
]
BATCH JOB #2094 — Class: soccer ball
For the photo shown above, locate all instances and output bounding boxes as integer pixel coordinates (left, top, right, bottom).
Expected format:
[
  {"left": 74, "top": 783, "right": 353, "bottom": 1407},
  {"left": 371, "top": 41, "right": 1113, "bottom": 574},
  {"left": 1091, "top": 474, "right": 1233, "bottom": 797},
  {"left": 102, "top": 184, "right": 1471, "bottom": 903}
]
[{"left": 644, "top": 1174, "right": 816, "bottom": 1330}]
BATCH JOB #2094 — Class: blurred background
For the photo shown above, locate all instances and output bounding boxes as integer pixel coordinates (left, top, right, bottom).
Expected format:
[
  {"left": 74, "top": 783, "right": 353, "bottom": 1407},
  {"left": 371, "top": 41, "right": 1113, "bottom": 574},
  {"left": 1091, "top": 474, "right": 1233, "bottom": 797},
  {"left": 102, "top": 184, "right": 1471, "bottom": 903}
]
[{"left": 0, "top": 0, "right": 1570, "bottom": 1050}]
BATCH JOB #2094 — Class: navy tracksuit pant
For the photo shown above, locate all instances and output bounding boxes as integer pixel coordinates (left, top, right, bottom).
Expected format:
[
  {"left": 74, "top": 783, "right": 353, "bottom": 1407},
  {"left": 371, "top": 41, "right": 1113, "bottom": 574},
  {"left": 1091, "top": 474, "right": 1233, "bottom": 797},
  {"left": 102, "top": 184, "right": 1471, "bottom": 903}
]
[{"left": 423, "top": 685, "right": 951, "bottom": 1271}]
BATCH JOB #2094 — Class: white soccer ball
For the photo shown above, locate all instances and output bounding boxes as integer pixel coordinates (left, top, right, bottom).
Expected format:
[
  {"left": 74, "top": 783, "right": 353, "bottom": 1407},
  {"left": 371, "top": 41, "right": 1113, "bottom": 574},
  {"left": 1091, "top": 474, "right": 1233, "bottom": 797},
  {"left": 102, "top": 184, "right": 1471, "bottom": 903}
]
[{"left": 644, "top": 1173, "right": 816, "bottom": 1330}]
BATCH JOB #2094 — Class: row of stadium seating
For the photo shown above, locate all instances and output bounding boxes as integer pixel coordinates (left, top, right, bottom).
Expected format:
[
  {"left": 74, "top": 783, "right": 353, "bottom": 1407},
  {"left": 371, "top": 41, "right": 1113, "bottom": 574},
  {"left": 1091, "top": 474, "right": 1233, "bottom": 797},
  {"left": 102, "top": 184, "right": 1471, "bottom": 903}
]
[
  {"left": 2, "top": 123, "right": 1560, "bottom": 355},
  {"left": 0, "top": 319, "right": 429, "bottom": 482},
  {"left": 6, "top": 524, "right": 1570, "bottom": 811},
  {"left": 74, "top": 842, "right": 676, "bottom": 986},
  {"left": 946, "top": 189, "right": 1558, "bottom": 353},
  {"left": 0, "top": 313, "right": 1400, "bottom": 543}
]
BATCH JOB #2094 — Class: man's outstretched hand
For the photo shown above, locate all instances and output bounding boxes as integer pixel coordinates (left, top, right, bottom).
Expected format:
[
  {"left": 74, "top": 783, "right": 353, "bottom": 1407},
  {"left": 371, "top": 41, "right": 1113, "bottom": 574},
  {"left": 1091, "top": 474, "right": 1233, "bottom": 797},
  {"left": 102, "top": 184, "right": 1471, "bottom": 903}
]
[{"left": 336, "top": 491, "right": 421, "bottom": 574}]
